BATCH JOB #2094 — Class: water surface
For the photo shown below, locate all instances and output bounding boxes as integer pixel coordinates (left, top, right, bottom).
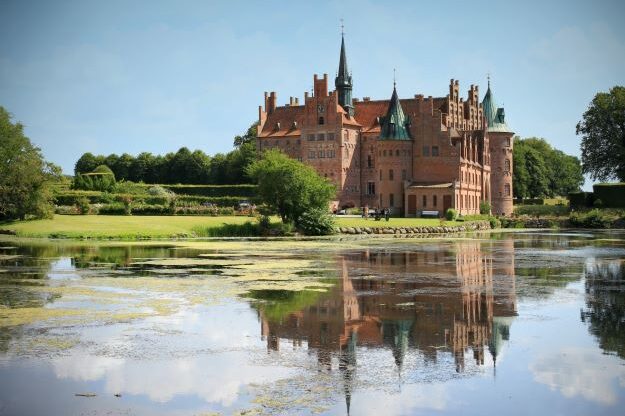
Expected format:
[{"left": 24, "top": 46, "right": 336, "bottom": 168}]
[{"left": 1, "top": 231, "right": 624, "bottom": 415}]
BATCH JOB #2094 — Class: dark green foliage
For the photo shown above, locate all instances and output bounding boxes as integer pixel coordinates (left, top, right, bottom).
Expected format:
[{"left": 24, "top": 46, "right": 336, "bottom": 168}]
[
  {"left": 73, "top": 165, "right": 116, "bottom": 192},
  {"left": 515, "top": 205, "right": 569, "bottom": 217},
  {"left": 514, "top": 198, "right": 544, "bottom": 205},
  {"left": 593, "top": 183, "right": 625, "bottom": 208},
  {"left": 296, "top": 208, "right": 336, "bottom": 235},
  {"left": 500, "top": 218, "right": 526, "bottom": 228},
  {"left": 513, "top": 137, "right": 584, "bottom": 198},
  {"left": 569, "top": 192, "right": 596, "bottom": 209},
  {"left": 577, "top": 86, "right": 625, "bottom": 182},
  {"left": 76, "top": 197, "right": 90, "bottom": 215},
  {"left": 445, "top": 208, "right": 457, "bottom": 221},
  {"left": 73, "top": 123, "right": 259, "bottom": 185},
  {"left": 247, "top": 150, "right": 335, "bottom": 224},
  {"left": 568, "top": 209, "right": 611, "bottom": 228},
  {"left": 479, "top": 201, "right": 491, "bottom": 215},
  {"left": 129, "top": 204, "right": 172, "bottom": 216},
  {"left": 98, "top": 203, "right": 127, "bottom": 215},
  {"left": 0, "top": 107, "right": 59, "bottom": 220},
  {"left": 488, "top": 217, "right": 501, "bottom": 229},
  {"left": 159, "top": 184, "right": 256, "bottom": 198}
]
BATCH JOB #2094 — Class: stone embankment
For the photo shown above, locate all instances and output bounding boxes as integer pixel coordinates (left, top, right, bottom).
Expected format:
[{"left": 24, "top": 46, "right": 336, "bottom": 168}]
[{"left": 335, "top": 220, "right": 492, "bottom": 235}]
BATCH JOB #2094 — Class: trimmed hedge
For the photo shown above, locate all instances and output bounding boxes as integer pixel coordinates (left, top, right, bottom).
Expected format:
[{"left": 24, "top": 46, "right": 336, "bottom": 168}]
[
  {"left": 154, "top": 184, "right": 257, "bottom": 198},
  {"left": 54, "top": 191, "right": 251, "bottom": 208},
  {"left": 593, "top": 183, "right": 625, "bottom": 208},
  {"left": 514, "top": 198, "right": 544, "bottom": 205},
  {"left": 515, "top": 204, "right": 569, "bottom": 217},
  {"left": 569, "top": 192, "right": 595, "bottom": 209}
]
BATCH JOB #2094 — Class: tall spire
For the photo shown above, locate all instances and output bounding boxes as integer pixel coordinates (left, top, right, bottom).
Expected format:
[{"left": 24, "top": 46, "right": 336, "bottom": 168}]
[
  {"left": 379, "top": 80, "right": 411, "bottom": 140},
  {"left": 335, "top": 23, "right": 354, "bottom": 116}
]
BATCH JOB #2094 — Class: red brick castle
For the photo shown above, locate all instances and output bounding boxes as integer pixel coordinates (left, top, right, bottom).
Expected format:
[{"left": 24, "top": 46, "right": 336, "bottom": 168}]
[{"left": 256, "top": 34, "right": 514, "bottom": 216}]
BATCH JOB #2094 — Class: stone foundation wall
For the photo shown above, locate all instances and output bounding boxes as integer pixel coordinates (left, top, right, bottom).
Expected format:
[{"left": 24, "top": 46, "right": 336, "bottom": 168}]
[{"left": 335, "top": 220, "right": 491, "bottom": 235}]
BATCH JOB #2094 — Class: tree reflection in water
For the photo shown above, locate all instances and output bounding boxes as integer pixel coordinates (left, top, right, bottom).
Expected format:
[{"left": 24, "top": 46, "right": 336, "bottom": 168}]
[{"left": 582, "top": 259, "right": 625, "bottom": 359}]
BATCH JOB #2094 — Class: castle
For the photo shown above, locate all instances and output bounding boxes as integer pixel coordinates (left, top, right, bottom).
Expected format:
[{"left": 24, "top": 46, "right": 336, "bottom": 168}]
[{"left": 256, "top": 33, "right": 514, "bottom": 216}]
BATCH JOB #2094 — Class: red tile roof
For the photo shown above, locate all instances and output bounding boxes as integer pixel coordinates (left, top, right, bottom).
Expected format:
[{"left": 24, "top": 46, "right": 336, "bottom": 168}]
[{"left": 258, "top": 105, "right": 306, "bottom": 138}]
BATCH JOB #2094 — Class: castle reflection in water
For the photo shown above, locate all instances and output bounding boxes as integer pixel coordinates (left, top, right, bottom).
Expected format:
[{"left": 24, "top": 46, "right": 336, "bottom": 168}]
[{"left": 257, "top": 240, "right": 517, "bottom": 376}]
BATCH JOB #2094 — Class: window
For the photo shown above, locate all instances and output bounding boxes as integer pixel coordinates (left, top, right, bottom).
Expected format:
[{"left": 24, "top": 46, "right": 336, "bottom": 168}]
[
  {"left": 505, "top": 159, "right": 511, "bottom": 171},
  {"left": 402, "top": 169, "right": 407, "bottom": 180},
  {"left": 389, "top": 169, "right": 394, "bottom": 180},
  {"left": 423, "top": 146, "right": 430, "bottom": 157},
  {"left": 308, "top": 151, "right": 316, "bottom": 159},
  {"left": 318, "top": 116, "right": 324, "bottom": 125},
  {"left": 504, "top": 183, "right": 511, "bottom": 197},
  {"left": 367, "top": 181, "right": 376, "bottom": 195},
  {"left": 433, "top": 195, "right": 437, "bottom": 207},
  {"left": 367, "top": 155, "right": 373, "bottom": 168},
  {"left": 380, "top": 194, "right": 383, "bottom": 207},
  {"left": 286, "top": 139, "right": 290, "bottom": 145},
  {"left": 395, "top": 149, "right": 400, "bottom": 156},
  {"left": 317, "top": 133, "right": 325, "bottom": 141},
  {"left": 327, "top": 149, "right": 335, "bottom": 158},
  {"left": 307, "top": 134, "right": 315, "bottom": 141},
  {"left": 379, "top": 170, "right": 383, "bottom": 180},
  {"left": 328, "top": 133, "right": 335, "bottom": 141},
  {"left": 296, "top": 139, "right": 301, "bottom": 145},
  {"left": 318, "top": 150, "right": 325, "bottom": 158},
  {"left": 383, "top": 150, "right": 387, "bottom": 157},
  {"left": 390, "top": 193, "right": 395, "bottom": 207},
  {"left": 423, "top": 195, "right": 427, "bottom": 207},
  {"left": 432, "top": 146, "right": 439, "bottom": 156},
  {"left": 506, "top": 137, "right": 511, "bottom": 147}
]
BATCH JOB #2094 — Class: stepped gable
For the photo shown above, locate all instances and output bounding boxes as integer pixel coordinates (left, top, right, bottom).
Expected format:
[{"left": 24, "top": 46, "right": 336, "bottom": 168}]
[{"left": 258, "top": 105, "right": 305, "bottom": 138}]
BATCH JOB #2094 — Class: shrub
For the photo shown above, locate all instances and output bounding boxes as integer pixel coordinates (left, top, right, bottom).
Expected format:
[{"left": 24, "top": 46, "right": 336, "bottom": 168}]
[
  {"left": 73, "top": 165, "right": 116, "bottom": 192},
  {"left": 489, "top": 216, "right": 501, "bottom": 229},
  {"left": 515, "top": 204, "right": 569, "bottom": 217},
  {"left": 98, "top": 203, "right": 126, "bottom": 215},
  {"left": 76, "top": 196, "right": 90, "bottom": 215},
  {"left": 568, "top": 209, "right": 611, "bottom": 228},
  {"left": 479, "top": 201, "right": 491, "bottom": 215},
  {"left": 131, "top": 204, "right": 171, "bottom": 215},
  {"left": 296, "top": 208, "right": 336, "bottom": 236},
  {"left": 159, "top": 184, "right": 257, "bottom": 198},
  {"left": 593, "top": 198, "right": 603, "bottom": 208},
  {"left": 445, "top": 208, "right": 458, "bottom": 221},
  {"left": 500, "top": 217, "right": 525, "bottom": 228}
]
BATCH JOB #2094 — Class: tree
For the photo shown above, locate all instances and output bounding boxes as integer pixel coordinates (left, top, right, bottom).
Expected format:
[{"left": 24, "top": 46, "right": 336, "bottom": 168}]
[
  {"left": 513, "top": 137, "right": 584, "bottom": 198},
  {"left": 0, "top": 107, "right": 59, "bottom": 220},
  {"left": 233, "top": 122, "right": 258, "bottom": 147},
  {"left": 73, "top": 165, "right": 116, "bottom": 192},
  {"left": 247, "top": 150, "right": 335, "bottom": 224},
  {"left": 74, "top": 152, "right": 104, "bottom": 175},
  {"left": 577, "top": 86, "right": 625, "bottom": 182}
]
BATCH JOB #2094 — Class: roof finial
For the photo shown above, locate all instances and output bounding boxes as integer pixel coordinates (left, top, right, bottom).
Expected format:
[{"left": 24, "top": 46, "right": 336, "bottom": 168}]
[
  {"left": 393, "top": 68, "right": 396, "bottom": 88},
  {"left": 487, "top": 72, "right": 491, "bottom": 89},
  {"left": 340, "top": 18, "right": 344, "bottom": 36}
]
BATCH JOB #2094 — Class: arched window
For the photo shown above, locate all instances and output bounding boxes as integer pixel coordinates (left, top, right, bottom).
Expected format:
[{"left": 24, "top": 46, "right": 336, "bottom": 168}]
[
  {"left": 318, "top": 116, "right": 324, "bottom": 125},
  {"left": 504, "top": 184, "right": 511, "bottom": 197},
  {"left": 505, "top": 159, "right": 511, "bottom": 171}
]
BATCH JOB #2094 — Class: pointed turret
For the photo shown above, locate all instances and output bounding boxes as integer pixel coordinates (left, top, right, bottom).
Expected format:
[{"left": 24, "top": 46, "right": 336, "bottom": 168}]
[
  {"left": 335, "top": 33, "right": 354, "bottom": 116},
  {"left": 379, "top": 83, "right": 411, "bottom": 140},
  {"left": 482, "top": 80, "right": 512, "bottom": 133}
]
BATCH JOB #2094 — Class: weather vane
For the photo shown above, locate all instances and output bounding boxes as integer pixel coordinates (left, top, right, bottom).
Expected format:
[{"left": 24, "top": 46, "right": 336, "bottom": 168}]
[
  {"left": 393, "top": 68, "right": 396, "bottom": 87},
  {"left": 487, "top": 72, "right": 491, "bottom": 88},
  {"left": 340, "top": 18, "right": 344, "bottom": 35}
]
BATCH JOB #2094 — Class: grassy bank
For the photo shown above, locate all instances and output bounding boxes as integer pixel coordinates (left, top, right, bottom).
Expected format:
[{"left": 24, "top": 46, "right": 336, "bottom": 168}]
[
  {"left": 1, "top": 215, "right": 463, "bottom": 239},
  {"left": 0, "top": 215, "right": 254, "bottom": 239}
]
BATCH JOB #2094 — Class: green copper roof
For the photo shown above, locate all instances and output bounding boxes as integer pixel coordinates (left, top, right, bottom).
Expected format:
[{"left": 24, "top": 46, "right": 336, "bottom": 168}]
[
  {"left": 482, "top": 82, "right": 512, "bottom": 133},
  {"left": 335, "top": 34, "right": 354, "bottom": 115},
  {"left": 379, "top": 84, "right": 411, "bottom": 140}
]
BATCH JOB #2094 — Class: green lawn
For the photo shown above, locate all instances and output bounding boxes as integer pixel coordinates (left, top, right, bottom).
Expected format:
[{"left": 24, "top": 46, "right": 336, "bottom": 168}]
[
  {"left": 335, "top": 217, "right": 459, "bottom": 227},
  {"left": 1, "top": 215, "right": 255, "bottom": 239},
  {"left": 0, "top": 214, "right": 466, "bottom": 239}
]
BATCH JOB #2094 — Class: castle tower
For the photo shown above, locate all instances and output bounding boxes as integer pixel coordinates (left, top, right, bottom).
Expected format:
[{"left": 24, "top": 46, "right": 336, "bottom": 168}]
[
  {"left": 335, "top": 33, "right": 354, "bottom": 116},
  {"left": 482, "top": 80, "right": 514, "bottom": 216},
  {"left": 377, "top": 81, "right": 413, "bottom": 214}
]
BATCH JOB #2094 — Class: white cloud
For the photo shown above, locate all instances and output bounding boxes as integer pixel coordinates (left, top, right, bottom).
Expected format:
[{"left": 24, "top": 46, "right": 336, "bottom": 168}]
[{"left": 530, "top": 347, "right": 625, "bottom": 405}]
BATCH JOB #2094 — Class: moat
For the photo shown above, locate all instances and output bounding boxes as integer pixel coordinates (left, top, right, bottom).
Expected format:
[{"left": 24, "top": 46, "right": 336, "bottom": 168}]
[{"left": 1, "top": 231, "right": 624, "bottom": 415}]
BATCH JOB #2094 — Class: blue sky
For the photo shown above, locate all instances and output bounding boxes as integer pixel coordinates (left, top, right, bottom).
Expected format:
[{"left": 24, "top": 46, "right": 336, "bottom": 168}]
[{"left": 1, "top": 0, "right": 624, "bottom": 188}]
